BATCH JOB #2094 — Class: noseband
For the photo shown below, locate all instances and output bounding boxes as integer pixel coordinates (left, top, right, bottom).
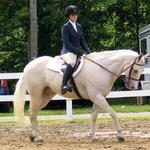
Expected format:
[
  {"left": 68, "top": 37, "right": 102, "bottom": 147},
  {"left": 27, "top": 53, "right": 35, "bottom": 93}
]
[
  {"left": 123, "top": 56, "right": 144, "bottom": 83},
  {"left": 85, "top": 55, "right": 144, "bottom": 83}
]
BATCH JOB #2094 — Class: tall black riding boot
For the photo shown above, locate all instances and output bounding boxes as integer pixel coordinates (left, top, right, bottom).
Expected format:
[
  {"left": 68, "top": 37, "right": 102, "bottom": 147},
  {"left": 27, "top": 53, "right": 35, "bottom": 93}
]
[{"left": 61, "top": 64, "right": 74, "bottom": 94}]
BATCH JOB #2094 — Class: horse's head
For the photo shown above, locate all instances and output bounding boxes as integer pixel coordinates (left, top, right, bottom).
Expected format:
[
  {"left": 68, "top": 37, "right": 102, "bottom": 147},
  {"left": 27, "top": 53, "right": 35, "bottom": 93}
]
[{"left": 123, "top": 54, "right": 149, "bottom": 90}]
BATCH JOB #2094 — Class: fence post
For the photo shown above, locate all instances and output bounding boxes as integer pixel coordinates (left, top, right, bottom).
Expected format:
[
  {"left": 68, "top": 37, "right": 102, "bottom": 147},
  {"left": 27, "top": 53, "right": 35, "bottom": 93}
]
[{"left": 66, "top": 99, "right": 73, "bottom": 120}]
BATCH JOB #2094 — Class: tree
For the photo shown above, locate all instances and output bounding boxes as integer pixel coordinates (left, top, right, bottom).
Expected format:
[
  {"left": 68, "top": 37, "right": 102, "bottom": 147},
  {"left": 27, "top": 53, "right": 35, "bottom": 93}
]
[
  {"left": 0, "top": 0, "right": 150, "bottom": 72},
  {"left": 0, "top": 0, "right": 29, "bottom": 72}
]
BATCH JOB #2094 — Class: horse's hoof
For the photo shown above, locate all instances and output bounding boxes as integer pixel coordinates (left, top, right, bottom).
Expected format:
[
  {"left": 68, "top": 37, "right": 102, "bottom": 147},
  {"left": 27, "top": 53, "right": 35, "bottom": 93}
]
[
  {"left": 29, "top": 133, "right": 35, "bottom": 142},
  {"left": 117, "top": 136, "right": 125, "bottom": 143},
  {"left": 92, "top": 138, "right": 99, "bottom": 143},
  {"left": 34, "top": 136, "right": 44, "bottom": 145}
]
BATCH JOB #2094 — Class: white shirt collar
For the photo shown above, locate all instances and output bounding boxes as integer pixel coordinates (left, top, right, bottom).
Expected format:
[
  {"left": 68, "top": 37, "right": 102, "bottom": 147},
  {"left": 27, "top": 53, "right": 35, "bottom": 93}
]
[
  {"left": 69, "top": 19, "right": 76, "bottom": 25},
  {"left": 69, "top": 20, "right": 77, "bottom": 32}
]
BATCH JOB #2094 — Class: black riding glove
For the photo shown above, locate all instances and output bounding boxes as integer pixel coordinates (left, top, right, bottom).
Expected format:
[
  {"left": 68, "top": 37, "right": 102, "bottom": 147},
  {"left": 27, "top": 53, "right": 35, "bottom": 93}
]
[
  {"left": 78, "top": 49, "right": 85, "bottom": 56},
  {"left": 86, "top": 49, "right": 91, "bottom": 54},
  {"left": 85, "top": 50, "right": 91, "bottom": 54}
]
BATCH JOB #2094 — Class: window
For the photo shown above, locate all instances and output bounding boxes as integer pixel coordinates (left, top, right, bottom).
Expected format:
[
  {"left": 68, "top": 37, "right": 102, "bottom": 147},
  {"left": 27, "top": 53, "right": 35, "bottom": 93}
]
[{"left": 140, "top": 38, "right": 147, "bottom": 54}]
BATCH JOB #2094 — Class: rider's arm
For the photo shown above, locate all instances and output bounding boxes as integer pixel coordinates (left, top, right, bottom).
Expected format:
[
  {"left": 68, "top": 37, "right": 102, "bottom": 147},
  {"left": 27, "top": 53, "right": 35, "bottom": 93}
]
[{"left": 79, "top": 25, "right": 90, "bottom": 54}]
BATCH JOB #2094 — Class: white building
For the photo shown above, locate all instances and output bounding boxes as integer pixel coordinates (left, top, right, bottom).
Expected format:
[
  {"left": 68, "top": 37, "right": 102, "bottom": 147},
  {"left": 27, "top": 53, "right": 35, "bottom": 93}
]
[{"left": 139, "top": 24, "right": 150, "bottom": 81}]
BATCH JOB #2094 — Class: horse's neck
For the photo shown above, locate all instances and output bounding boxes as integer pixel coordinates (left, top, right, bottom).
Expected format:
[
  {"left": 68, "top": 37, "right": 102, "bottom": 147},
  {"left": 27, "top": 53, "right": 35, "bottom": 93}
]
[
  {"left": 90, "top": 51, "right": 138, "bottom": 76},
  {"left": 85, "top": 51, "right": 138, "bottom": 96}
]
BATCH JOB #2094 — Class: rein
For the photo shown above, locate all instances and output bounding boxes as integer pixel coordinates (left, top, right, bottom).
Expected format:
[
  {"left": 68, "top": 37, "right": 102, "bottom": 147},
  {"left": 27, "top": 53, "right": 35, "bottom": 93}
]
[{"left": 84, "top": 55, "right": 144, "bottom": 83}]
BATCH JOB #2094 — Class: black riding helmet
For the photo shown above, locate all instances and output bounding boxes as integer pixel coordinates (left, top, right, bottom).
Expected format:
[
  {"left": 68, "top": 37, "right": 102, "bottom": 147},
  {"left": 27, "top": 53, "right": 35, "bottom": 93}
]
[{"left": 65, "top": 5, "right": 79, "bottom": 18}]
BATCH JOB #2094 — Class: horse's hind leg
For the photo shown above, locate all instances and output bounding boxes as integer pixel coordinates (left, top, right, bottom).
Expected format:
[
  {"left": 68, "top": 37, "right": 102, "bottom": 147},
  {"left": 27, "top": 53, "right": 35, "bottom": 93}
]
[
  {"left": 90, "top": 93, "right": 125, "bottom": 143},
  {"left": 29, "top": 95, "right": 43, "bottom": 144},
  {"left": 40, "top": 87, "right": 56, "bottom": 109},
  {"left": 29, "top": 87, "right": 55, "bottom": 144}
]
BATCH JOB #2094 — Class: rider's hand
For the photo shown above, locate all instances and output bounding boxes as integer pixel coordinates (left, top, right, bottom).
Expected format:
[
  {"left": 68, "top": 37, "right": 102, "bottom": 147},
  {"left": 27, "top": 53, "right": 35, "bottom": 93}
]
[
  {"left": 78, "top": 49, "right": 85, "bottom": 56},
  {"left": 86, "top": 49, "right": 91, "bottom": 54}
]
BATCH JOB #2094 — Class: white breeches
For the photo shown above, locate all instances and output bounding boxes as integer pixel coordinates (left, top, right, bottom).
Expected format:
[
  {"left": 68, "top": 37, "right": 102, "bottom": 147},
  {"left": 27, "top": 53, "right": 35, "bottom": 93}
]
[{"left": 61, "top": 52, "right": 77, "bottom": 67}]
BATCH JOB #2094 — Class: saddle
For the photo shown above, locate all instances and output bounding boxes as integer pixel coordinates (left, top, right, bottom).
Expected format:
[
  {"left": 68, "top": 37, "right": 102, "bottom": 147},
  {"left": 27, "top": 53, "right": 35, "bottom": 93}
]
[
  {"left": 46, "top": 55, "right": 84, "bottom": 77},
  {"left": 46, "top": 56, "right": 84, "bottom": 98}
]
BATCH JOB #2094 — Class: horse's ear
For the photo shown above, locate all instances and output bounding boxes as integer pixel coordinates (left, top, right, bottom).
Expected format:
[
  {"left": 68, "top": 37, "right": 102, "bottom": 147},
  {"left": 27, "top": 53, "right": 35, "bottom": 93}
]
[{"left": 143, "top": 54, "right": 149, "bottom": 59}]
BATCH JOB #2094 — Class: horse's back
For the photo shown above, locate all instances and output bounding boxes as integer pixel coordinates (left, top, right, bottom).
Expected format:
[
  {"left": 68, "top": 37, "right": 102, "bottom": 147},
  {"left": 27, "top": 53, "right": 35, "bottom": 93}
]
[{"left": 24, "top": 56, "right": 54, "bottom": 72}]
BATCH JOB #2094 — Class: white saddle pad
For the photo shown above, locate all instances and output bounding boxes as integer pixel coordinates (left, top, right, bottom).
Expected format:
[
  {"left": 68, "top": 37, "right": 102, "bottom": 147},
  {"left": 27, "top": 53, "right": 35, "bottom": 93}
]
[{"left": 46, "top": 56, "right": 84, "bottom": 77}]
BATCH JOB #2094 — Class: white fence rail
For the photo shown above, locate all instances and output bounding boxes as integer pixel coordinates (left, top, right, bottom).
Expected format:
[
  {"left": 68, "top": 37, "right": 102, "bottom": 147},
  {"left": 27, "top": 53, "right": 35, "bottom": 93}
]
[{"left": 0, "top": 69, "right": 150, "bottom": 120}]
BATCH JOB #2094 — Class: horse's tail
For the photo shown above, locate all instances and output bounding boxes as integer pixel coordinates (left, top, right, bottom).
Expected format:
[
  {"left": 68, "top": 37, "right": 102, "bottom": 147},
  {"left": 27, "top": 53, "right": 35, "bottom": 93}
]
[{"left": 13, "top": 73, "right": 28, "bottom": 126}]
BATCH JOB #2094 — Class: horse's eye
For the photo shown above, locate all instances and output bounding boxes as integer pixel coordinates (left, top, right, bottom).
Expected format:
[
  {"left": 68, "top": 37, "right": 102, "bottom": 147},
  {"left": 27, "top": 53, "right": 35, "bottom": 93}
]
[{"left": 134, "top": 69, "right": 138, "bottom": 73}]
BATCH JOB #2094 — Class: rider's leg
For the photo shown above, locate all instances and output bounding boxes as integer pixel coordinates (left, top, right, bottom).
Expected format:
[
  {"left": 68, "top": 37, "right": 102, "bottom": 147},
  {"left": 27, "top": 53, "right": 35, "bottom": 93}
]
[
  {"left": 61, "top": 64, "right": 74, "bottom": 94},
  {"left": 61, "top": 52, "right": 76, "bottom": 94}
]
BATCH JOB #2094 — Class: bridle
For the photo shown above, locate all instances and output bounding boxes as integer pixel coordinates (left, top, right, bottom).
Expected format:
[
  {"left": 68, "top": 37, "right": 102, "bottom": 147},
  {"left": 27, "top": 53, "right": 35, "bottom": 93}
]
[
  {"left": 123, "top": 56, "right": 144, "bottom": 83},
  {"left": 84, "top": 55, "right": 144, "bottom": 83}
]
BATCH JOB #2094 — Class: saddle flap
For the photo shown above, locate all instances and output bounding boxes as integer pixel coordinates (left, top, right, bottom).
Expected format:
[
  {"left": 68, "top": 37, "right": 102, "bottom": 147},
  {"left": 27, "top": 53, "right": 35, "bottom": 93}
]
[{"left": 46, "top": 55, "right": 84, "bottom": 77}]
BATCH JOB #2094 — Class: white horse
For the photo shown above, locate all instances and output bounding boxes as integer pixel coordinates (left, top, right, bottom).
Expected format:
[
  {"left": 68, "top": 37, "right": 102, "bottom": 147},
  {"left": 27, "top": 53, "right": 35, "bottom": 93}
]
[{"left": 13, "top": 49, "right": 147, "bottom": 144}]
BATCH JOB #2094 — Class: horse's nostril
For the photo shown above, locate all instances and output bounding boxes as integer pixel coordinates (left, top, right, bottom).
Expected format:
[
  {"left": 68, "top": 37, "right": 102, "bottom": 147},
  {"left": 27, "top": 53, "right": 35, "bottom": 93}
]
[{"left": 131, "top": 86, "right": 135, "bottom": 90}]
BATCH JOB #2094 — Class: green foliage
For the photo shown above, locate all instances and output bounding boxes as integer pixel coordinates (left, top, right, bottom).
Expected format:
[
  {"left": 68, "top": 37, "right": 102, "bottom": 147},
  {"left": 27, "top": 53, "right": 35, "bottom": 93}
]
[
  {"left": 0, "top": 0, "right": 28, "bottom": 72},
  {"left": 0, "top": 0, "right": 150, "bottom": 72}
]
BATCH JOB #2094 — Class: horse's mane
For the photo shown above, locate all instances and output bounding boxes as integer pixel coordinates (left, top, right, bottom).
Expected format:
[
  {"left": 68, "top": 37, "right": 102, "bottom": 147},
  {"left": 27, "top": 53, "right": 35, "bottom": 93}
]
[{"left": 89, "top": 49, "right": 138, "bottom": 60}]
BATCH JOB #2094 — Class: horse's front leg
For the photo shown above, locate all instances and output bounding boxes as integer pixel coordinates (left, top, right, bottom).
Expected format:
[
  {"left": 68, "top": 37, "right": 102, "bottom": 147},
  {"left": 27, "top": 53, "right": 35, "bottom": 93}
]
[
  {"left": 90, "top": 93, "right": 125, "bottom": 143},
  {"left": 91, "top": 103, "right": 100, "bottom": 143}
]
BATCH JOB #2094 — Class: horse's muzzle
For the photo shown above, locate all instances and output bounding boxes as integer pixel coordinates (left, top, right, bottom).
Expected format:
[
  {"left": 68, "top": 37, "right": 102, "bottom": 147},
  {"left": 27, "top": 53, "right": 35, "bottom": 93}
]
[{"left": 125, "top": 83, "right": 137, "bottom": 90}]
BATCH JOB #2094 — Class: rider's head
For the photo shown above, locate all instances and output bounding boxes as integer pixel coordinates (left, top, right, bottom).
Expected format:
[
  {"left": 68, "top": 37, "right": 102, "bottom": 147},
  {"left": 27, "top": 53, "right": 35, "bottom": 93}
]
[{"left": 65, "top": 5, "right": 79, "bottom": 22}]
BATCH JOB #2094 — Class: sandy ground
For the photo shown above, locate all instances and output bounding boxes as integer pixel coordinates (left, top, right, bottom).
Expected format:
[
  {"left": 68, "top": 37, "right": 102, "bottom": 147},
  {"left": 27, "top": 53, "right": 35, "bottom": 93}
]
[{"left": 0, "top": 121, "right": 150, "bottom": 150}]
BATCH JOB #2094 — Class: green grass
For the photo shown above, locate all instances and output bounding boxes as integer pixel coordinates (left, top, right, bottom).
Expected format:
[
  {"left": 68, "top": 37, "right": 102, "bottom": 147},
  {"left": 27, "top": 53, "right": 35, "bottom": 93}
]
[
  {"left": 111, "top": 104, "right": 150, "bottom": 112},
  {"left": 40, "top": 104, "right": 150, "bottom": 115},
  {"left": 1, "top": 116, "right": 150, "bottom": 126},
  {"left": 0, "top": 104, "right": 150, "bottom": 117},
  {"left": 1, "top": 98, "right": 150, "bottom": 125}
]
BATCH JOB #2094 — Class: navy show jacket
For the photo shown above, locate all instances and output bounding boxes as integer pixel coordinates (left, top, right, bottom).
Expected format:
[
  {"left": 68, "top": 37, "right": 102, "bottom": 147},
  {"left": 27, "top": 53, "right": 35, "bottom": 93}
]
[{"left": 61, "top": 21, "right": 90, "bottom": 55}]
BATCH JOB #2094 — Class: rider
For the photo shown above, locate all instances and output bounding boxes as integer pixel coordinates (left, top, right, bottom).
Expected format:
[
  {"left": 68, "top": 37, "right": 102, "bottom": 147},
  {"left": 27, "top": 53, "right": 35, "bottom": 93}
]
[{"left": 60, "top": 5, "right": 90, "bottom": 94}]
